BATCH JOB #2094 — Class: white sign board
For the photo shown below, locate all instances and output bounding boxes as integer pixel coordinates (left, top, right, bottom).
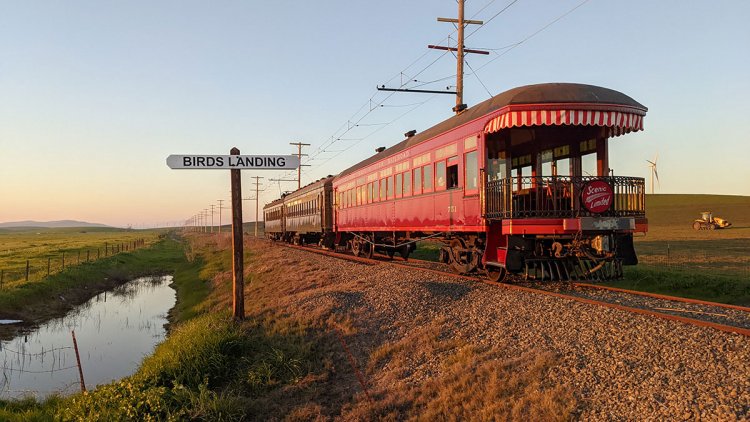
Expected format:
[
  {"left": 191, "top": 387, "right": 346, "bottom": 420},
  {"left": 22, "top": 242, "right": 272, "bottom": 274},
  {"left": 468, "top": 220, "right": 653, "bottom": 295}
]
[{"left": 166, "top": 154, "right": 299, "bottom": 170}]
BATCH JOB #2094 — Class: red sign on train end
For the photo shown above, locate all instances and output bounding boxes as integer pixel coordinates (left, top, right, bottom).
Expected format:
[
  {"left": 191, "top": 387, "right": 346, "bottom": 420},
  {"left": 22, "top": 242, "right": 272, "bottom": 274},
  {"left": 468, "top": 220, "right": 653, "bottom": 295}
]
[{"left": 581, "top": 181, "right": 614, "bottom": 213}]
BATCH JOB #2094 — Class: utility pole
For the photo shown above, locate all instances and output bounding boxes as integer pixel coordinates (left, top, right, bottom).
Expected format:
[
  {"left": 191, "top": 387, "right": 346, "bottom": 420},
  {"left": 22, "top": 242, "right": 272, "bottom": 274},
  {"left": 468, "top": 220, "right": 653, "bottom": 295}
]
[
  {"left": 437, "top": 0, "right": 485, "bottom": 114},
  {"left": 289, "top": 142, "right": 310, "bottom": 189},
  {"left": 217, "top": 199, "right": 224, "bottom": 234},
  {"left": 210, "top": 204, "right": 215, "bottom": 233},
  {"left": 203, "top": 208, "right": 209, "bottom": 232},
  {"left": 250, "top": 176, "right": 264, "bottom": 237}
]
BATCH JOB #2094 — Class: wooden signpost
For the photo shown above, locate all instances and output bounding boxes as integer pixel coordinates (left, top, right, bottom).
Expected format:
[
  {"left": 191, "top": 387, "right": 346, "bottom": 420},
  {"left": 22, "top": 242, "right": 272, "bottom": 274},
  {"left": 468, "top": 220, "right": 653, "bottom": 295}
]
[{"left": 167, "top": 147, "right": 299, "bottom": 320}]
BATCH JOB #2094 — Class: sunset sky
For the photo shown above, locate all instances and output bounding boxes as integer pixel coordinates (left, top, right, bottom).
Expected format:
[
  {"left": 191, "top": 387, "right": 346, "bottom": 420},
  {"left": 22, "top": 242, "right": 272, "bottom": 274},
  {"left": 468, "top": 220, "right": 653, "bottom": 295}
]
[{"left": 1, "top": 0, "right": 748, "bottom": 227}]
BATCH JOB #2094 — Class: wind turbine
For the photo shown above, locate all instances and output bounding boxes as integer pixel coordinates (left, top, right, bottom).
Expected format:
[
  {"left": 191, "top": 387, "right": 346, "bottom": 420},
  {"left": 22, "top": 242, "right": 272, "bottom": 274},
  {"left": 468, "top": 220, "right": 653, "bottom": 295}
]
[{"left": 646, "top": 154, "right": 659, "bottom": 194}]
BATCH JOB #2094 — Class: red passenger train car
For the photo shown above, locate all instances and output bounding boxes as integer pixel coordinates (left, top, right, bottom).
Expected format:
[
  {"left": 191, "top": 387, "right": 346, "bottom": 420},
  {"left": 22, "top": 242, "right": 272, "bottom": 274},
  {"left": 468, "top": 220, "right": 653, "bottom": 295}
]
[{"left": 266, "top": 83, "right": 648, "bottom": 282}]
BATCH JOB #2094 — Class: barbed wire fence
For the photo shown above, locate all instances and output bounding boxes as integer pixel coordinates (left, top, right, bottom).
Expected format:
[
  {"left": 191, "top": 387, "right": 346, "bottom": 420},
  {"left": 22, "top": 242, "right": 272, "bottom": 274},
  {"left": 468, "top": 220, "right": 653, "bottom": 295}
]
[
  {"left": 638, "top": 245, "right": 750, "bottom": 279},
  {"left": 0, "top": 238, "right": 148, "bottom": 290},
  {"left": 1, "top": 331, "right": 86, "bottom": 398}
]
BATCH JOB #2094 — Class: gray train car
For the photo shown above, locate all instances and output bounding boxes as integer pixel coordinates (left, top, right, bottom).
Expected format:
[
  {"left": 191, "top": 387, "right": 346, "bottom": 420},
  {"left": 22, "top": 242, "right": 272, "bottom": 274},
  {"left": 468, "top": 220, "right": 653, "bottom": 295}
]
[
  {"left": 282, "top": 176, "right": 335, "bottom": 245},
  {"left": 263, "top": 197, "right": 285, "bottom": 240}
]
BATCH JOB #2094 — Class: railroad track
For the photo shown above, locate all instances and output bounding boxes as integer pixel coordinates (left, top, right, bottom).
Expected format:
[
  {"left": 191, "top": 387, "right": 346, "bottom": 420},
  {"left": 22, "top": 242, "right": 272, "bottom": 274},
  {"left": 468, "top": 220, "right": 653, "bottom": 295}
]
[{"left": 276, "top": 242, "right": 750, "bottom": 337}]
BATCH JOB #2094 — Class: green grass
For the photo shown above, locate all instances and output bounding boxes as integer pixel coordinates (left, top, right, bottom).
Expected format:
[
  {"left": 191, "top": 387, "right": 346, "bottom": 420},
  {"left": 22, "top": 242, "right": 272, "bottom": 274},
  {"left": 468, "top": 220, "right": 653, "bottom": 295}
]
[
  {"left": 0, "top": 235, "right": 196, "bottom": 326},
  {"left": 612, "top": 194, "right": 750, "bottom": 304},
  {"left": 0, "top": 227, "right": 165, "bottom": 288},
  {"left": 1, "top": 233, "right": 322, "bottom": 420},
  {"left": 410, "top": 240, "right": 442, "bottom": 261}
]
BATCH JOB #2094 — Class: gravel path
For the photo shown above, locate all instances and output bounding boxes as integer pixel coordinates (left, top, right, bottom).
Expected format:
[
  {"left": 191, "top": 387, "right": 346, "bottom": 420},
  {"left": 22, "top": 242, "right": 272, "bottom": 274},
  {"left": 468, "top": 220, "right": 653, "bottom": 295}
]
[{"left": 262, "top": 242, "right": 750, "bottom": 420}]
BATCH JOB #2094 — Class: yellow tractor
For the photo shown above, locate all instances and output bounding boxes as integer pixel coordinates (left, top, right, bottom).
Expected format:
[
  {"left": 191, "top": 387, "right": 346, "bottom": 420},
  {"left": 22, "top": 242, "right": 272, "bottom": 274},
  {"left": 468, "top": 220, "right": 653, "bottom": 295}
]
[{"left": 693, "top": 211, "right": 732, "bottom": 230}]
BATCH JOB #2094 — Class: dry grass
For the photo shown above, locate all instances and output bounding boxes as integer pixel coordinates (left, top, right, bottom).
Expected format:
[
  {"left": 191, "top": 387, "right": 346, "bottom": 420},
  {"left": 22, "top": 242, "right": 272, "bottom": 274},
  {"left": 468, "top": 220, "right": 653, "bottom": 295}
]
[
  {"left": 345, "top": 319, "right": 574, "bottom": 421},
  {"left": 229, "top": 239, "right": 575, "bottom": 421},
  {"left": 185, "top": 235, "right": 576, "bottom": 420}
]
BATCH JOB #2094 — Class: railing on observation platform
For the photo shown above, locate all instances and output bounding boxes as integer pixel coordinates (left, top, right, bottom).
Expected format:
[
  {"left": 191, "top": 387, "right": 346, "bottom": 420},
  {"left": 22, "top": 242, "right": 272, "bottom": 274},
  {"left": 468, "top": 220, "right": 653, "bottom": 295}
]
[{"left": 484, "top": 176, "right": 646, "bottom": 219}]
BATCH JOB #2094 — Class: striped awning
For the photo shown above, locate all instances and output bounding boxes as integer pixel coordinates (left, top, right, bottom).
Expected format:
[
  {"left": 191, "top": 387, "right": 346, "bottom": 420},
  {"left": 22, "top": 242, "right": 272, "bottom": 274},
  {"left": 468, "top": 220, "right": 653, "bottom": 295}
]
[{"left": 484, "top": 107, "right": 645, "bottom": 138}]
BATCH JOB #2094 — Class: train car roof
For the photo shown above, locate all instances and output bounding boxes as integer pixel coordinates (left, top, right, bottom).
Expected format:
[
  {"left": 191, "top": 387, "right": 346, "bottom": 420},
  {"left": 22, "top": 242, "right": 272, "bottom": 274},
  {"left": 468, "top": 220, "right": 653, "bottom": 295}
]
[
  {"left": 337, "top": 83, "right": 646, "bottom": 178},
  {"left": 263, "top": 197, "right": 285, "bottom": 210},
  {"left": 278, "top": 175, "right": 336, "bottom": 202}
]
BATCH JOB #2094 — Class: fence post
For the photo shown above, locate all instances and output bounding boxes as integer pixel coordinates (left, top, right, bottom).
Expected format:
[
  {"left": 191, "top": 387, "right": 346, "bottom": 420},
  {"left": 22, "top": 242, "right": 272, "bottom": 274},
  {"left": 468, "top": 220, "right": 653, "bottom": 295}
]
[
  {"left": 97, "top": 248, "right": 100, "bottom": 260},
  {"left": 47, "top": 257, "right": 51, "bottom": 276},
  {"left": 1, "top": 269, "right": 3, "bottom": 289},
  {"left": 62, "top": 252, "right": 65, "bottom": 270},
  {"left": 77, "top": 251, "right": 80, "bottom": 264},
  {"left": 25, "top": 260, "right": 30, "bottom": 281},
  {"left": 71, "top": 331, "right": 87, "bottom": 392},
  {"left": 87, "top": 250, "right": 90, "bottom": 262},
  {"left": 667, "top": 244, "right": 670, "bottom": 267},
  {"left": 105, "top": 243, "right": 108, "bottom": 257}
]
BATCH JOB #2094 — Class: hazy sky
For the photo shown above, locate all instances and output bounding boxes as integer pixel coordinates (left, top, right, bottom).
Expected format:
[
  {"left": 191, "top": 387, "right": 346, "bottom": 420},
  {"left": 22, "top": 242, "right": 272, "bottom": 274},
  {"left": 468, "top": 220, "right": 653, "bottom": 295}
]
[{"left": 1, "top": 1, "right": 748, "bottom": 227}]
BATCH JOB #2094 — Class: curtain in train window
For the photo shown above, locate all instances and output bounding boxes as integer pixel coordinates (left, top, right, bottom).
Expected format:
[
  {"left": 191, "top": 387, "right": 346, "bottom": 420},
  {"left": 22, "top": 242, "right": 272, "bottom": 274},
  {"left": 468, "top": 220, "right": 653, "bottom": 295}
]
[
  {"left": 465, "top": 150, "right": 478, "bottom": 191},
  {"left": 423, "top": 164, "right": 433, "bottom": 191},
  {"left": 436, "top": 161, "right": 446, "bottom": 190}
]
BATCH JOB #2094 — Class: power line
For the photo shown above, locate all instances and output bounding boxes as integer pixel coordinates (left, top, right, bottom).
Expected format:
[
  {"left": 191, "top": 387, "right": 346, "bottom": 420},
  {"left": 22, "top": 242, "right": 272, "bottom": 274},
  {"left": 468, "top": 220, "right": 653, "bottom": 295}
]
[{"left": 261, "top": 0, "right": 589, "bottom": 200}]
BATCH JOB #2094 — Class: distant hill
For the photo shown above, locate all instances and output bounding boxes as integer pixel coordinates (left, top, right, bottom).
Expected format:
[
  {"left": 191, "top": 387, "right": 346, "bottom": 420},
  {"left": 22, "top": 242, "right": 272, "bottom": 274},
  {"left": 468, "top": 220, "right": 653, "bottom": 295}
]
[{"left": 0, "top": 220, "right": 111, "bottom": 229}]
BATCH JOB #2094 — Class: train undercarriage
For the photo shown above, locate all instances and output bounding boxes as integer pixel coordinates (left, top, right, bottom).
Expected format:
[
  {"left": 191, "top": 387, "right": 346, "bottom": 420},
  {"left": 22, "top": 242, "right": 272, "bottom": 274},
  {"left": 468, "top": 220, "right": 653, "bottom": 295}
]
[{"left": 332, "top": 230, "right": 636, "bottom": 283}]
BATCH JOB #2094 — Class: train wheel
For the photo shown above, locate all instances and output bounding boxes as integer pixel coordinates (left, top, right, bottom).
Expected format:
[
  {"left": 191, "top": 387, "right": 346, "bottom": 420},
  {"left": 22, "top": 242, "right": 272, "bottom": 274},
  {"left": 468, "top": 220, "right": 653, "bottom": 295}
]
[
  {"left": 486, "top": 266, "right": 507, "bottom": 282},
  {"left": 398, "top": 244, "right": 411, "bottom": 261},
  {"left": 386, "top": 247, "right": 395, "bottom": 259},
  {"left": 363, "top": 235, "right": 374, "bottom": 259},
  {"left": 352, "top": 238, "right": 362, "bottom": 257},
  {"left": 448, "top": 239, "right": 472, "bottom": 274},
  {"left": 692, "top": 221, "right": 701, "bottom": 230}
]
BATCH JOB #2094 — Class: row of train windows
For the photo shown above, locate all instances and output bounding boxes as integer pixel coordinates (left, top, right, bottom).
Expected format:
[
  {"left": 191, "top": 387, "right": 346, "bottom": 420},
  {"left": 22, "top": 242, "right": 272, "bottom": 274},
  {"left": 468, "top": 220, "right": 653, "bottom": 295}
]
[
  {"left": 338, "top": 151, "right": 478, "bottom": 209},
  {"left": 286, "top": 197, "right": 319, "bottom": 217},
  {"left": 265, "top": 209, "right": 283, "bottom": 221}
]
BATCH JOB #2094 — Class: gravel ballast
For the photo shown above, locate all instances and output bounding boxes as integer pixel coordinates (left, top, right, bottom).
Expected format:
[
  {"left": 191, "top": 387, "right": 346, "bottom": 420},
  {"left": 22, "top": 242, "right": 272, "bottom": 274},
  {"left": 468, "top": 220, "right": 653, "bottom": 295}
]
[{"left": 253, "top": 241, "right": 750, "bottom": 420}]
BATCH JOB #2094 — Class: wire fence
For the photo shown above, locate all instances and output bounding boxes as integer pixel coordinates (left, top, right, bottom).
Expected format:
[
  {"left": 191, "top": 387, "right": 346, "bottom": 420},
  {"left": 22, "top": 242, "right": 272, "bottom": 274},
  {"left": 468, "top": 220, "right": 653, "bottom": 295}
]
[
  {"left": 638, "top": 246, "right": 750, "bottom": 279},
  {"left": 1, "top": 332, "right": 86, "bottom": 398},
  {"left": 0, "top": 239, "right": 147, "bottom": 290}
]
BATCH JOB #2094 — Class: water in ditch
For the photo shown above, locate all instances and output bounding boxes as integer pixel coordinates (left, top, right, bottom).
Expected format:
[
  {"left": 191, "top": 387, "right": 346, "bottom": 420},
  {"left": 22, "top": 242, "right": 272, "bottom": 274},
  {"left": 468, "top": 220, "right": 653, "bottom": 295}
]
[{"left": 0, "top": 275, "right": 175, "bottom": 399}]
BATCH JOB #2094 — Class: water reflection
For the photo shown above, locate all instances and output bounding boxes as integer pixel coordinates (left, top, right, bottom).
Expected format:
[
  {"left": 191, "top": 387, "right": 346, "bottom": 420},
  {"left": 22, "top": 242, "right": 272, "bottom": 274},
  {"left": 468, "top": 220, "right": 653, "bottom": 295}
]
[{"left": 0, "top": 276, "right": 175, "bottom": 399}]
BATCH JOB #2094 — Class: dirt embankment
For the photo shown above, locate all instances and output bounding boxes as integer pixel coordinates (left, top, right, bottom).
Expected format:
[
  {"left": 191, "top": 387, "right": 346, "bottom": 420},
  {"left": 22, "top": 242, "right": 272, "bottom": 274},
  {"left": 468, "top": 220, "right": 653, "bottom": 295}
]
[{"left": 239, "top": 240, "right": 750, "bottom": 420}]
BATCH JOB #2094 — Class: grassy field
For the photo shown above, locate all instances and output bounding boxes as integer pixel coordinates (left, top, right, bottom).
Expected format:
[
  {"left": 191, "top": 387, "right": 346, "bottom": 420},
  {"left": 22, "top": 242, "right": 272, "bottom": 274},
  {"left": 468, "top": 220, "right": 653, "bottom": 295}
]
[
  {"left": 0, "top": 233, "right": 324, "bottom": 420},
  {"left": 606, "top": 194, "right": 750, "bottom": 305},
  {"left": 0, "top": 227, "right": 164, "bottom": 288}
]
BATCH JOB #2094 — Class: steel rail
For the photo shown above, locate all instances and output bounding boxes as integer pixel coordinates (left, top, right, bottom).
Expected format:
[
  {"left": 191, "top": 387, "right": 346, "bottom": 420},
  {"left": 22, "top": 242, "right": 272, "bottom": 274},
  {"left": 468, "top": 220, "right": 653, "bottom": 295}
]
[
  {"left": 406, "top": 257, "right": 750, "bottom": 314},
  {"left": 571, "top": 282, "right": 750, "bottom": 313},
  {"left": 272, "top": 242, "right": 750, "bottom": 337}
]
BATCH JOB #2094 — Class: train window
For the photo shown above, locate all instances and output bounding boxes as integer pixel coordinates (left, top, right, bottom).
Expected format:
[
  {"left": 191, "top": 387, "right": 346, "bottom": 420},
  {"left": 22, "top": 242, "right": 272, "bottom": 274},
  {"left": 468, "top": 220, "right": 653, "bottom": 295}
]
[
  {"left": 395, "top": 173, "right": 402, "bottom": 197},
  {"left": 404, "top": 171, "right": 412, "bottom": 196},
  {"left": 351, "top": 189, "right": 356, "bottom": 207},
  {"left": 447, "top": 162, "right": 459, "bottom": 189},
  {"left": 368, "top": 183, "right": 373, "bottom": 204},
  {"left": 423, "top": 164, "right": 433, "bottom": 191},
  {"left": 373, "top": 181, "right": 379, "bottom": 202},
  {"left": 356, "top": 186, "right": 361, "bottom": 206},
  {"left": 380, "top": 179, "right": 387, "bottom": 201},
  {"left": 387, "top": 176, "right": 394, "bottom": 199},
  {"left": 414, "top": 167, "right": 422, "bottom": 195},
  {"left": 464, "top": 150, "right": 477, "bottom": 191},
  {"left": 436, "top": 161, "right": 446, "bottom": 190}
]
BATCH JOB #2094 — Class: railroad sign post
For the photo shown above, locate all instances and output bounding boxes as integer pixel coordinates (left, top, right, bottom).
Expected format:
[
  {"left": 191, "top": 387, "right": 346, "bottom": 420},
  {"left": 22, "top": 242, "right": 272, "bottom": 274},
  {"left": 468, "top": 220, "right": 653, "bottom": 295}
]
[{"left": 167, "top": 148, "right": 299, "bottom": 320}]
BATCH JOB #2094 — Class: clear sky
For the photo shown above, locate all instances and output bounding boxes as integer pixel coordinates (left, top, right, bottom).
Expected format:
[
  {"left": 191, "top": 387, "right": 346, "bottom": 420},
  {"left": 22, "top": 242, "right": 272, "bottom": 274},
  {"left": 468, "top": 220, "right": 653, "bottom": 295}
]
[{"left": 1, "top": 1, "right": 748, "bottom": 227}]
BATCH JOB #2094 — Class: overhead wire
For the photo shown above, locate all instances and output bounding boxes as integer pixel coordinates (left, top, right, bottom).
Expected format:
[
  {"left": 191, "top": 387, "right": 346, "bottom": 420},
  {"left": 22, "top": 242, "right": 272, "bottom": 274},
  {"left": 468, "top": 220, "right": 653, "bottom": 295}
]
[{"left": 262, "top": 0, "right": 590, "bottom": 194}]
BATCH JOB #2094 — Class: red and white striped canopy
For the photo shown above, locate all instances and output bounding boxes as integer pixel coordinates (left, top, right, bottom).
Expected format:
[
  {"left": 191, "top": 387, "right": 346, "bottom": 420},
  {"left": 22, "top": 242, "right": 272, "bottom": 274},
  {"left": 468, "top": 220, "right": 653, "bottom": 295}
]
[{"left": 484, "top": 107, "right": 645, "bottom": 138}]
